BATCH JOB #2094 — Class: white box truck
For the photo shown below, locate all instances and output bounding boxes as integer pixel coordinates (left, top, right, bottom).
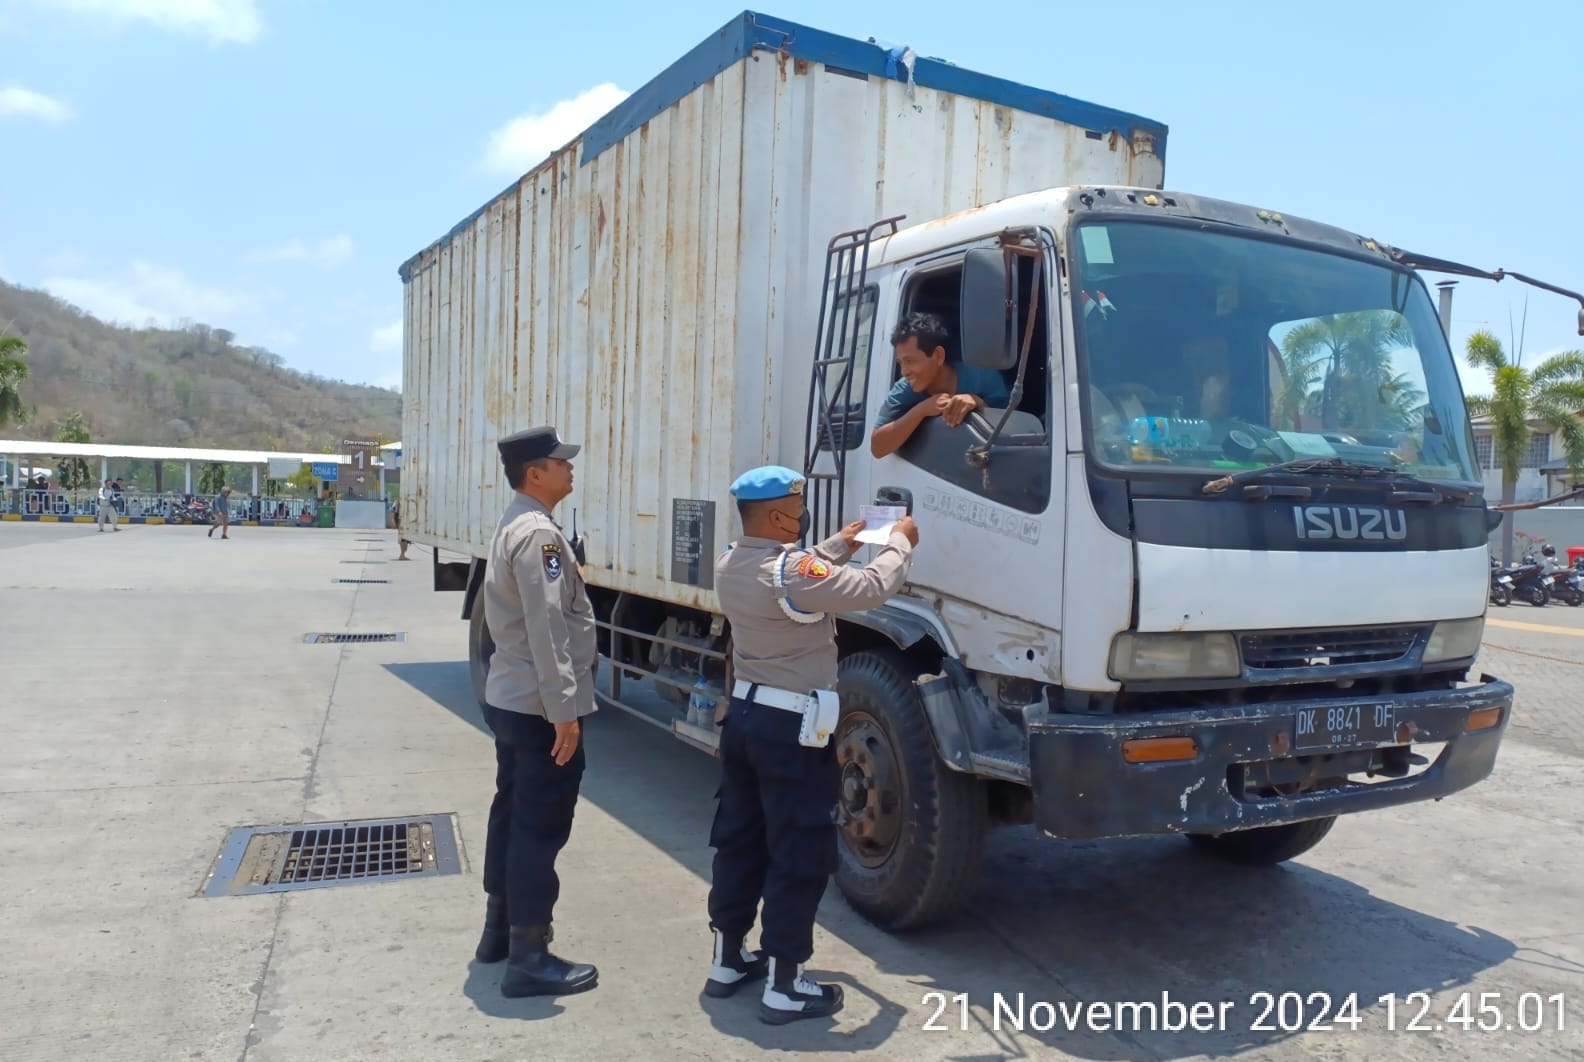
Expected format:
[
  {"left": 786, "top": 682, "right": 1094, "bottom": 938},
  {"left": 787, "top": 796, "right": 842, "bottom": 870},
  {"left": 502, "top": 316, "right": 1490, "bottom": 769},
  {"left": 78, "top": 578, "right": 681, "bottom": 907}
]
[{"left": 400, "top": 10, "right": 1518, "bottom": 930}]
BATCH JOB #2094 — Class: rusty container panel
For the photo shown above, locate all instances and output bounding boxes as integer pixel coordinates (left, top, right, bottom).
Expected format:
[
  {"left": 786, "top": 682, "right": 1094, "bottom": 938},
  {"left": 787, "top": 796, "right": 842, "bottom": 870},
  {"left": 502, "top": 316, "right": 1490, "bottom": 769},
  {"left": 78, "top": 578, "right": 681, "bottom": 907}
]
[{"left": 399, "top": 16, "right": 1165, "bottom": 612}]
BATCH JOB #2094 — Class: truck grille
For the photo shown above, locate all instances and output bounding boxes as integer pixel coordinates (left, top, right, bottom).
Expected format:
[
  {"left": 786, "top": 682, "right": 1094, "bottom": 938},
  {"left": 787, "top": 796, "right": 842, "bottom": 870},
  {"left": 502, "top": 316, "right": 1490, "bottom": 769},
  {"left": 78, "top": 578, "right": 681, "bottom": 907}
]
[{"left": 1240, "top": 626, "right": 1423, "bottom": 670}]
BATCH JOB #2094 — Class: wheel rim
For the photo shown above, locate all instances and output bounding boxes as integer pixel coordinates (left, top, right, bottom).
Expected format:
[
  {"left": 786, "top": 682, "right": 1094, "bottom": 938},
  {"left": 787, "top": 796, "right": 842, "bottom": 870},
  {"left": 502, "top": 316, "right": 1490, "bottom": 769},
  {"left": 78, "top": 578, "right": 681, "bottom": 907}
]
[{"left": 836, "top": 711, "right": 904, "bottom": 868}]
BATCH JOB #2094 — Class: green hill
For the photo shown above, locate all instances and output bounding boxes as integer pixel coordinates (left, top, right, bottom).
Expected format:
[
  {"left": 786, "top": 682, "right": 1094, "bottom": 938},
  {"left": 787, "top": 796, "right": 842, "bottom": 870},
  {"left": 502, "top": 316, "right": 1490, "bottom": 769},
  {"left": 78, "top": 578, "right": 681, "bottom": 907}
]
[{"left": 0, "top": 278, "right": 400, "bottom": 452}]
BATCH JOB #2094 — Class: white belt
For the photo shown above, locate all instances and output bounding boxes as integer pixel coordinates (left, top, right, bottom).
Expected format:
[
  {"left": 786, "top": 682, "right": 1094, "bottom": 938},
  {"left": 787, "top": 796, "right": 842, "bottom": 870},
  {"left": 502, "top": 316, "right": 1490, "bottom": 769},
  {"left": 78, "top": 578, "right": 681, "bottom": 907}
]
[{"left": 733, "top": 679, "right": 816, "bottom": 714}]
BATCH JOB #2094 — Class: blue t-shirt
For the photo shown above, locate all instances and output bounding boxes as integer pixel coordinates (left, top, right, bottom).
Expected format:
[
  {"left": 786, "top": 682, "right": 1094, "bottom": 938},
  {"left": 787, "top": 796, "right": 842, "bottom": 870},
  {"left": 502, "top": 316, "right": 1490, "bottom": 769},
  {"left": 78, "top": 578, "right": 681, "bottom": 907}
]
[{"left": 875, "top": 365, "right": 1011, "bottom": 427}]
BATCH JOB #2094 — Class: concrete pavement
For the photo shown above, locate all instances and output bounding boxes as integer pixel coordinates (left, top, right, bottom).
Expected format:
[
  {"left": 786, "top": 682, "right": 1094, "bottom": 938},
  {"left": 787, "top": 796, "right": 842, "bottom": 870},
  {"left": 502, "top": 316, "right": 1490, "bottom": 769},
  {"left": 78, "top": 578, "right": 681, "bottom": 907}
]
[{"left": 0, "top": 523, "right": 1579, "bottom": 1061}]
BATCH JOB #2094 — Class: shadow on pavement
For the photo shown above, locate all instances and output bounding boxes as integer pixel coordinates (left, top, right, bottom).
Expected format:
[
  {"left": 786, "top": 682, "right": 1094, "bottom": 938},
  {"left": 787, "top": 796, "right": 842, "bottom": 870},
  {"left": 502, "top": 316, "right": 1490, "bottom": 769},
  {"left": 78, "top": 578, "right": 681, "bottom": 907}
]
[{"left": 387, "top": 660, "right": 1517, "bottom": 1057}]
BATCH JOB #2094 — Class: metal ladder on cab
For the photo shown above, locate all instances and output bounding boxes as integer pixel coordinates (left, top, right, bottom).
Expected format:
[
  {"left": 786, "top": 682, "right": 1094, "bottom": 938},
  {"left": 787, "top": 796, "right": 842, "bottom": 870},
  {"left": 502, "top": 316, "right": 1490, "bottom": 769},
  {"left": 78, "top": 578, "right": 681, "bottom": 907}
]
[{"left": 802, "top": 214, "right": 903, "bottom": 543}]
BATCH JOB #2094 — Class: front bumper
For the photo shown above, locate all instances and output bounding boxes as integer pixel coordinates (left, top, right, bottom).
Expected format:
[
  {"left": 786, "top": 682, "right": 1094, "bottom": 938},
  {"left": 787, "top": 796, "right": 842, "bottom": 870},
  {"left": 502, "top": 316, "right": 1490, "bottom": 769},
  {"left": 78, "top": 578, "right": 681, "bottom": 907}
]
[{"left": 1027, "top": 676, "right": 1514, "bottom": 839}]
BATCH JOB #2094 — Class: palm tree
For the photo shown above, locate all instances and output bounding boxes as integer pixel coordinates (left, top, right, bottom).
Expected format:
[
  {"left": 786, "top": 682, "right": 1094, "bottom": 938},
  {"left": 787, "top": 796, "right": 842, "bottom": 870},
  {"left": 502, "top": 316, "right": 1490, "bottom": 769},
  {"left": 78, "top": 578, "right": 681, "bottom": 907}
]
[
  {"left": 1465, "top": 330, "right": 1584, "bottom": 565},
  {"left": 1278, "top": 311, "right": 1421, "bottom": 433},
  {"left": 0, "top": 336, "right": 28, "bottom": 429}
]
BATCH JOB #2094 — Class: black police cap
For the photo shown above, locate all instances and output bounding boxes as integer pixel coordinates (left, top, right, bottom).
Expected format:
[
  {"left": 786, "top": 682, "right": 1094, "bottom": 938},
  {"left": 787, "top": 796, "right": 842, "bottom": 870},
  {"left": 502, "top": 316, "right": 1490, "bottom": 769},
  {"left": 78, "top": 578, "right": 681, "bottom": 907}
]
[{"left": 498, "top": 426, "right": 580, "bottom": 467}]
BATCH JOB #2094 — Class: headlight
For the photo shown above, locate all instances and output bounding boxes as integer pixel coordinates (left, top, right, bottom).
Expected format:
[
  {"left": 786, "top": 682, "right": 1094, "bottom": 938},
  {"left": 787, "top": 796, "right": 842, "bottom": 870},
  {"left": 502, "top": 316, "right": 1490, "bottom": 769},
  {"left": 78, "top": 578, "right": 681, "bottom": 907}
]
[
  {"left": 1108, "top": 632, "right": 1240, "bottom": 681},
  {"left": 1423, "top": 617, "right": 1484, "bottom": 664}
]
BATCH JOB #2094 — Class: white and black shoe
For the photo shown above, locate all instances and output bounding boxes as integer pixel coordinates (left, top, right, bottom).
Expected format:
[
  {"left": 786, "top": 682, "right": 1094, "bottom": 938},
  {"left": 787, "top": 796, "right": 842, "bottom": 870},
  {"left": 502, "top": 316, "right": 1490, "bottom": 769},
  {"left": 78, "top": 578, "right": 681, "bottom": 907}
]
[
  {"left": 704, "top": 927, "right": 768, "bottom": 998},
  {"left": 759, "top": 957, "right": 844, "bottom": 1024}
]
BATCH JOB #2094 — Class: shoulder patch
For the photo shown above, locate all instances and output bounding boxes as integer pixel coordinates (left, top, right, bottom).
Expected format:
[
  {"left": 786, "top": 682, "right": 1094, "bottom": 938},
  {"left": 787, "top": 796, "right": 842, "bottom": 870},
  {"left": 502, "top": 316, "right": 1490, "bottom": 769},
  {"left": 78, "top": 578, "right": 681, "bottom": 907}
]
[
  {"left": 796, "top": 554, "right": 830, "bottom": 580},
  {"left": 542, "top": 542, "right": 563, "bottom": 582}
]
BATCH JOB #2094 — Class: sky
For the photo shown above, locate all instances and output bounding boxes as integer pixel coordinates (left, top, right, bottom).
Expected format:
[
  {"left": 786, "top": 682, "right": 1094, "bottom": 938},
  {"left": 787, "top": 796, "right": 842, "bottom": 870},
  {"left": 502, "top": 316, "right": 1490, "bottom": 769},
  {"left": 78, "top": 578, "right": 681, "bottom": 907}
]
[{"left": 1, "top": 0, "right": 1580, "bottom": 398}]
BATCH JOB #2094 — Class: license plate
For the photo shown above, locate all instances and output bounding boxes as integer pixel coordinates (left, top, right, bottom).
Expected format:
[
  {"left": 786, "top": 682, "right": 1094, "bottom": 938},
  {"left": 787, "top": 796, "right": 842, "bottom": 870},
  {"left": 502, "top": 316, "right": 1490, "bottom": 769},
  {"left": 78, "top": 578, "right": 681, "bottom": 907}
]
[{"left": 1292, "top": 703, "right": 1397, "bottom": 752}]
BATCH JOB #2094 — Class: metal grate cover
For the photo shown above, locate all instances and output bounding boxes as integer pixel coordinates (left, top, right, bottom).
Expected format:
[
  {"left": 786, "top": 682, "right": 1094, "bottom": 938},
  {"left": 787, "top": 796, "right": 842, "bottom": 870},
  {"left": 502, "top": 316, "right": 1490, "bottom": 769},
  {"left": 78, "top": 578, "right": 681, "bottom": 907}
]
[
  {"left": 339, "top": 559, "right": 387, "bottom": 564},
  {"left": 302, "top": 632, "right": 405, "bottom": 644},
  {"left": 335, "top": 578, "right": 389, "bottom": 584},
  {"left": 202, "top": 815, "right": 460, "bottom": 896}
]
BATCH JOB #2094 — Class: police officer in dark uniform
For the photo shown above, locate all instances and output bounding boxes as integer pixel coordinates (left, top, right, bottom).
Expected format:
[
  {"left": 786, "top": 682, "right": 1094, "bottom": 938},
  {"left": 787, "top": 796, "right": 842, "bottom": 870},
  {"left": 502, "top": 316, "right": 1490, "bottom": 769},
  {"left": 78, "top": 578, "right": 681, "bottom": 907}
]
[
  {"left": 473, "top": 426, "right": 599, "bottom": 997},
  {"left": 705, "top": 465, "right": 918, "bottom": 1024}
]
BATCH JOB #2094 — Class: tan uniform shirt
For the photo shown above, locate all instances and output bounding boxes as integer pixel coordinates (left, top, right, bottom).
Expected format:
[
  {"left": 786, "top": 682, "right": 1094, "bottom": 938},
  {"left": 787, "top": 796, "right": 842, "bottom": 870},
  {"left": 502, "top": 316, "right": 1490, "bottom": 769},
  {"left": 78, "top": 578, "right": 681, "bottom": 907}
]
[
  {"left": 483, "top": 493, "right": 598, "bottom": 723},
  {"left": 715, "top": 529, "right": 913, "bottom": 692}
]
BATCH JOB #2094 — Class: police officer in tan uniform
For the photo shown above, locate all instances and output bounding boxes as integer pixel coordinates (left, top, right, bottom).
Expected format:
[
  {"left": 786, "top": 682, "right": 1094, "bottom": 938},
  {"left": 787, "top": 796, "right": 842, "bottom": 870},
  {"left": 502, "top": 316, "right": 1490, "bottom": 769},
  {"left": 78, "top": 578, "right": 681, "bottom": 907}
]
[
  {"left": 473, "top": 426, "right": 599, "bottom": 998},
  {"left": 704, "top": 465, "right": 918, "bottom": 1024}
]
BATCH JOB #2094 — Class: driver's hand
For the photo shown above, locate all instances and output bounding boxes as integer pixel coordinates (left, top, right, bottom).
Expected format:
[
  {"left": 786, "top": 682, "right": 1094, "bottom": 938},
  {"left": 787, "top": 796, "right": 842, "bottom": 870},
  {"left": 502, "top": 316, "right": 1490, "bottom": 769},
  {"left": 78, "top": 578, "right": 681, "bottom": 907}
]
[
  {"left": 943, "top": 393, "right": 980, "bottom": 427},
  {"left": 919, "top": 394, "right": 951, "bottom": 419}
]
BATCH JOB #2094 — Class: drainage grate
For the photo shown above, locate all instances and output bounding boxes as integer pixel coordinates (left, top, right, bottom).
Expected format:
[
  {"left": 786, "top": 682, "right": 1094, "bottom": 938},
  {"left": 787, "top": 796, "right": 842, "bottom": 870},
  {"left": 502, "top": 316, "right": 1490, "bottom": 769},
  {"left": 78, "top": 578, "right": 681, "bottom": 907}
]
[
  {"left": 334, "top": 578, "right": 389, "bottom": 584},
  {"left": 202, "top": 815, "right": 461, "bottom": 896},
  {"left": 302, "top": 632, "right": 406, "bottom": 644},
  {"left": 339, "top": 559, "right": 387, "bottom": 564}
]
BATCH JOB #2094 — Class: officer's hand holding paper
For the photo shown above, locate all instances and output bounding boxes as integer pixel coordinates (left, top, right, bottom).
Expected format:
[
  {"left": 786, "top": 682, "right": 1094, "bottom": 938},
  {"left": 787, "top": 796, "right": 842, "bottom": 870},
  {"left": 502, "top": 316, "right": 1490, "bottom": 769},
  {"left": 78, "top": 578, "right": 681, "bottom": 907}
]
[{"left": 854, "top": 504, "right": 907, "bottom": 546}]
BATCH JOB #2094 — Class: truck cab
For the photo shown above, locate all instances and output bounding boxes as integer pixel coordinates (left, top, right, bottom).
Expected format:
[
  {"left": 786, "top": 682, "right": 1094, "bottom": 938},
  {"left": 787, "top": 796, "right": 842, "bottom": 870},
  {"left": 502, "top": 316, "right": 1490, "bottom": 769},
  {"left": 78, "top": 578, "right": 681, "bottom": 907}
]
[{"left": 795, "top": 185, "right": 1513, "bottom": 926}]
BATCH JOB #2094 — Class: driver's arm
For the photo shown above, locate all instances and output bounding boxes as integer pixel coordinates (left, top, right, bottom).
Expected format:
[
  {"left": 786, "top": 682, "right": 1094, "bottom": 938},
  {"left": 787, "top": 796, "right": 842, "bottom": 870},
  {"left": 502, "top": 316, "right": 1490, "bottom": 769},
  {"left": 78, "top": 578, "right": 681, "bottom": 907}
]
[{"left": 870, "top": 399, "right": 936, "bottom": 459}]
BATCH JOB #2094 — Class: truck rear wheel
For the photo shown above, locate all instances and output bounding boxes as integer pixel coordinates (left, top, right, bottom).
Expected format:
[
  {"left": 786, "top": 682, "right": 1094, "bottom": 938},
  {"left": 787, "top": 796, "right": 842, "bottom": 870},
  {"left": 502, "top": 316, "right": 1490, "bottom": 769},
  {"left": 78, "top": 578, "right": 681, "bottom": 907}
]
[
  {"left": 832, "top": 650, "right": 986, "bottom": 931},
  {"left": 468, "top": 602, "right": 494, "bottom": 711},
  {"left": 1187, "top": 816, "right": 1336, "bottom": 865}
]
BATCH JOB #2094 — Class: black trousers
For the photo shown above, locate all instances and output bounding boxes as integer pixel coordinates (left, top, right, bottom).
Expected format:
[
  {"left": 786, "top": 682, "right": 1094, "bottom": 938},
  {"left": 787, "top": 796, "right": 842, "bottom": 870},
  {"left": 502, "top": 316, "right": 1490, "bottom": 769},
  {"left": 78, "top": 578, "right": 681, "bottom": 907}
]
[
  {"left": 482, "top": 705, "right": 587, "bottom": 928},
  {"left": 707, "top": 695, "right": 839, "bottom": 964}
]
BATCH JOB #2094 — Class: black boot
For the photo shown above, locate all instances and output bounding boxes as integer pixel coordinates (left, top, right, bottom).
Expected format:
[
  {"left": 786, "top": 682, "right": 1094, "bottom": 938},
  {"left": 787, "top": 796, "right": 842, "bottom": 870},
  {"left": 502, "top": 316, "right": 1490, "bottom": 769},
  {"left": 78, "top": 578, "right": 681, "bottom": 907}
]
[
  {"left": 704, "top": 927, "right": 768, "bottom": 998},
  {"left": 474, "top": 895, "right": 508, "bottom": 963},
  {"left": 500, "top": 925, "right": 598, "bottom": 998},
  {"left": 759, "top": 957, "right": 843, "bottom": 1024}
]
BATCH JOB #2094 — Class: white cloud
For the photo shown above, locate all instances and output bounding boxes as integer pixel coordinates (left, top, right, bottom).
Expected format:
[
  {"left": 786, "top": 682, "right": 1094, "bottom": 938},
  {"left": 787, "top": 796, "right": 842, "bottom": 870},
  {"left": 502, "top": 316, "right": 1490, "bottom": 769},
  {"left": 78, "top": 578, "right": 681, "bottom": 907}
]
[
  {"left": 371, "top": 319, "right": 402, "bottom": 354},
  {"left": 34, "top": 0, "right": 262, "bottom": 44},
  {"left": 0, "top": 84, "right": 74, "bottom": 123},
  {"left": 42, "top": 260, "right": 251, "bottom": 329},
  {"left": 480, "top": 83, "right": 629, "bottom": 176},
  {"left": 248, "top": 234, "right": 353, "bottom": 268}
]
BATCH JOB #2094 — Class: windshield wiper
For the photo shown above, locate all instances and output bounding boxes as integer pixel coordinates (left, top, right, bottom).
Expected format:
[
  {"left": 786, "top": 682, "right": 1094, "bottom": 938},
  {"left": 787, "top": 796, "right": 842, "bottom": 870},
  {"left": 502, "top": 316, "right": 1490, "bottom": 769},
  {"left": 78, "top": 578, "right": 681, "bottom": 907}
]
[{"left": 1202, "top": 458, "right": 1476, "bottom": 502}]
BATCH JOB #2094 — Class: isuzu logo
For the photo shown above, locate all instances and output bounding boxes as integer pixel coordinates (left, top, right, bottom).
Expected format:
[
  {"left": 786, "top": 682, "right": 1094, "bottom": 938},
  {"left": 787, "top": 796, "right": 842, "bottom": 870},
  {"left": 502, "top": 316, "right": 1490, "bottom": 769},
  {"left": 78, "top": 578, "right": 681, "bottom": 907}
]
[{"left": 1292, "top": 505, "right": 1407, "bottom": 541}]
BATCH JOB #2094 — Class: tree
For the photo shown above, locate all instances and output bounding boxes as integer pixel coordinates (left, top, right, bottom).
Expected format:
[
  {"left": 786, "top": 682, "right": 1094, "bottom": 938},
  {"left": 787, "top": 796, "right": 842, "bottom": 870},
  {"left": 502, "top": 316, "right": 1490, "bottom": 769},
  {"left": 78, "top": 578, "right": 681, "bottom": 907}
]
[
  {"left": 286, "top": 465, "right": 318, "bottom": 495},
  {"left": 198, "top": 462, "right": 229, "bottom": 495},
  {"left": 54, "top": 410, "right": 93, "bottom": 490},
  {"left": 0, "top": 335, "right": 29, "bottom": 429},
  {"left": 1465, "top": 330, "right": 1584, "bottom": 565},
  {"left": 1277, "top": 311, "right": 1422, "bottom": 433}
]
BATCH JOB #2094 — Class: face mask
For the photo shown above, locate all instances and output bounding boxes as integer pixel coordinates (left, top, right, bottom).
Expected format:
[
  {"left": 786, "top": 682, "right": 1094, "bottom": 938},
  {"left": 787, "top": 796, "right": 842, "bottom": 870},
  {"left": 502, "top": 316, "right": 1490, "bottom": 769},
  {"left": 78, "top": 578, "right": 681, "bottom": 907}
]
[{"left": 796, "top": 509, "right": 811, "bottom": 539}]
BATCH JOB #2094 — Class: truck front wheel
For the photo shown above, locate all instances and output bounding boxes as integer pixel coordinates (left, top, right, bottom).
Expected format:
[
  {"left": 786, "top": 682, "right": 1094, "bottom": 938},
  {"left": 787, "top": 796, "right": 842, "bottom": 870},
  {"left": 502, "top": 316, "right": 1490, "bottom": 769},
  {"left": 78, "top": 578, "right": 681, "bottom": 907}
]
[
  {"left": 832, "top": 650, "right": 986, "bottom": 931},
  {"left": 1187, "top": 816, "right": 1336, "bottom": 865},
  {"left": 468, "top": 601, "right": 495, "bottom": 711}
]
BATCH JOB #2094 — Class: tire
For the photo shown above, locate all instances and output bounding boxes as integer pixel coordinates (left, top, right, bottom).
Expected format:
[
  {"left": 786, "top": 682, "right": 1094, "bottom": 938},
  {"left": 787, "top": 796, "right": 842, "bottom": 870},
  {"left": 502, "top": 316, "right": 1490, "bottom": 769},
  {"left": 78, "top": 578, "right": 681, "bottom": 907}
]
[
  {"left": 1528, "top": 585, "right": 1550, "bottom": 607},
  {"left": 831, "top": 650, "right": 987, "bottom": 931},
  {"left": 468, "top": 600, "right": 495, "bottom": 711},
  {"left": 1491, "top": 586, "right": 1511, "bottom": 607},
  {"left": 1187, "top": 816, "right": 1336, "bottom": 866}
]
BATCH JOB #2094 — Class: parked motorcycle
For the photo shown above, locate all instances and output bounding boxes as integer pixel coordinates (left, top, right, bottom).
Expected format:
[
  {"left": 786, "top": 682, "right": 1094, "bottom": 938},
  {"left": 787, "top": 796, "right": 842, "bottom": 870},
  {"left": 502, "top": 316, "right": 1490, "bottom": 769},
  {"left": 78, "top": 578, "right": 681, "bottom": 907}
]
[
  {"left": 1546, "top": 566, "right": 1584, "bottom": 607},
  {"left": 1489, "top": 560, "right": 1515, "bottom": 607},
  {"left": 1503, "top": 552, "right": 1551, "bottom": 607}
]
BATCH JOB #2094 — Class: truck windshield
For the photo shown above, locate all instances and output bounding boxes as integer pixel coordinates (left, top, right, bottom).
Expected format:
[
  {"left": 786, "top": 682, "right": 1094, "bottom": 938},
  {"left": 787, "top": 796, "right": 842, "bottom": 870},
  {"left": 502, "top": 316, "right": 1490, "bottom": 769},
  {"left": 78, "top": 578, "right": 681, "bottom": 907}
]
[{"left": 1072, "top": 219, "right": 1480, "bottom": 485}]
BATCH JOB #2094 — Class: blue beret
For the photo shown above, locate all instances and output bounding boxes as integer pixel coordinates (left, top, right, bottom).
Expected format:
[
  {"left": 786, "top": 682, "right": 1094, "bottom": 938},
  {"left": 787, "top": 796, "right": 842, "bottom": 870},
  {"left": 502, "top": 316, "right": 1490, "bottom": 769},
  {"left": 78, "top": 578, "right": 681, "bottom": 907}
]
[{"left": 730, "top": 465, "right": 806, "bottom": 502}]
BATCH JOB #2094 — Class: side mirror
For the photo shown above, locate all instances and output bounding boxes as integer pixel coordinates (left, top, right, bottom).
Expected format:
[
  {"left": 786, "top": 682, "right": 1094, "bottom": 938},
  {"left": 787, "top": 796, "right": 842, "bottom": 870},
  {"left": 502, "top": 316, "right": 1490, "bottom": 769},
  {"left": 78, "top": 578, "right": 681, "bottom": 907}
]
[{"left": 960, "top": 247, "right": 1017, "bottom": 371}]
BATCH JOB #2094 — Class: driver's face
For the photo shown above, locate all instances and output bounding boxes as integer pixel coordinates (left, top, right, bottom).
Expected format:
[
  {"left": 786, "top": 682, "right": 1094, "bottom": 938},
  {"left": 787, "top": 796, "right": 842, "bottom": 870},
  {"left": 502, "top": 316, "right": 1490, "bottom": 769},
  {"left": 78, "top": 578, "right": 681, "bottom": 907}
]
[{"left": 894, "top": 338, "right": 946, "bottom": 392}]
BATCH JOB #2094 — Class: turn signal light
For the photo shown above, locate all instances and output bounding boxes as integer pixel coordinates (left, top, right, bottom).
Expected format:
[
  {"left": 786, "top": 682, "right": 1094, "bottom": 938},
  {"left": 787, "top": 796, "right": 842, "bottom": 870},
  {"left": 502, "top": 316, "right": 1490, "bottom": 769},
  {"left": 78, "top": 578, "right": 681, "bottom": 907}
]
[
  {"left": 1122, "top": 736, "right": 1199, "bottom": 763},
  {"left": 1467, "top": 707, "right": 1503, "bottom": 732}
]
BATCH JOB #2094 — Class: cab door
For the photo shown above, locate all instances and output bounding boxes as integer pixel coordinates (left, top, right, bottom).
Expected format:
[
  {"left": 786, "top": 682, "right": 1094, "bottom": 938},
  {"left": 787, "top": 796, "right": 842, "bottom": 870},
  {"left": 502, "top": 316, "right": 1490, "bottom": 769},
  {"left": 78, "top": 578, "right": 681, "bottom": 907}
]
[{"left": 863, "top": 234, "right": 1066, "bottom": 684}]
